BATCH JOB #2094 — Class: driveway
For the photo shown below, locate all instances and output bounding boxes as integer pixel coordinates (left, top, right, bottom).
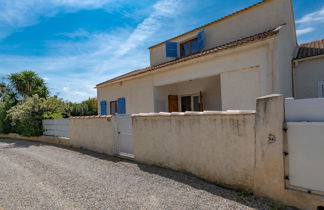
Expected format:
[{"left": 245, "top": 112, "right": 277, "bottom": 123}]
[{"left": 0, "top": 138, "right": 293, "bottom": 210}]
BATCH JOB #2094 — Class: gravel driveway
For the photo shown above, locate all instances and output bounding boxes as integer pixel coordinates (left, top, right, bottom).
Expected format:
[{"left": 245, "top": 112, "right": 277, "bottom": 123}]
[{"left": 0, "top": 138, "right": 295, "bottom": 210}]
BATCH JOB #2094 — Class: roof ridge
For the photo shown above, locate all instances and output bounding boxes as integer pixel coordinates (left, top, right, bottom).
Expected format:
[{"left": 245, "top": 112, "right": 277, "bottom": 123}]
[{"left": 299, "top": 38, "right": 324, "bottom": 47}]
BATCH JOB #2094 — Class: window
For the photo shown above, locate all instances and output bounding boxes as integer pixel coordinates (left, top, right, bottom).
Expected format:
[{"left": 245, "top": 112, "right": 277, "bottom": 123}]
[
  {"left": 180, "top": 94, "right": 201, "bottom": 112},
  {"left": 318, "top": 81, "right": 324, "bottom": 97},
  {"left": 180, "top": 38, "right": 199, "bottom": 57},
  {"left": 110, "top": 101, "right": 117, "bottom": 115},
  {"left": 165, "top": 29, "right": 205, "bottom": 58}
]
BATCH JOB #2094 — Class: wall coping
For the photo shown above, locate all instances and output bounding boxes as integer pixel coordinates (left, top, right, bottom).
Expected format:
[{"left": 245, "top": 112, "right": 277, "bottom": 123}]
[
  {"left": 132, "top": 110, "right": 256, "bottom": 117},
  {"left": 69, "top": 115, "right": 112, "bottom": 119}
]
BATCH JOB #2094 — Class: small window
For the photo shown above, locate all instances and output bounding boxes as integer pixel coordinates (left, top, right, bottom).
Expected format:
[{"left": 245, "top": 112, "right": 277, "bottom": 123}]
[
  {"left": 180, "top": 94, "right": 201, "bottom": 112},
  {"left": 180, "top": 38, "right": 198, "bottom": 57},
  {"left": 318, "top": 81, "right": 324, "bottom": 97},
  {"left": 181, "top": 96, "right": 192, "bottom": 112},
  {"left": 110, "top": 101, "right": 117, "bottom": 115}
]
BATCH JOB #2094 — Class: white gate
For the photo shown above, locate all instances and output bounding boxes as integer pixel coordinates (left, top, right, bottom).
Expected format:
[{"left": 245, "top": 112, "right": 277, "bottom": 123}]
[
  {"left": 115, "top": 115, "right": 133, "bottom": 158},
  {"left": 42, "top": 118, "right": 69, "bottom": 138},
  {"left": 285, "top": 98, "right": 324, "bottom": 196}
]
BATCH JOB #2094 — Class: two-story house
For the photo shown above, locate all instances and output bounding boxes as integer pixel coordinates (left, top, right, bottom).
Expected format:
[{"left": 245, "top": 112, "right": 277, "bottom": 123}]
[{"left": 96, "top": 0, "right": 297, "bottom": 115}]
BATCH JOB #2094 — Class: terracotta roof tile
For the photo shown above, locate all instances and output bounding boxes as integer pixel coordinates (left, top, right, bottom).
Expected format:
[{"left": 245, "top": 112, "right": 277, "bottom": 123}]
[
  {"left": 296, "top": 39, "right": 324, "bottom": 60},
  {"left": 96, "top": 27, "right": 280, "bottom": 87}
]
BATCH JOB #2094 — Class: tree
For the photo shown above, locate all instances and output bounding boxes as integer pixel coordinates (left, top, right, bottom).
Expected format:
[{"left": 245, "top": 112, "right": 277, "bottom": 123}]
[
  {"left": 6, "top": 71, "right": 49, "bottom": 99},
  {"left": 70, "top": 98, "right": 98, "bottom": 116},
  {"left": 7, "top": 95, "right": 69, "bottom": 136},
  {"left": 0, "top": 81, "right": 18, "bottom": 133}
]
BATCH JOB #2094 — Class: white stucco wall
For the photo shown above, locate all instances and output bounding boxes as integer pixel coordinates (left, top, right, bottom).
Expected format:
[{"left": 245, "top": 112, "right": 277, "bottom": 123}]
[
  {"left": 221, "top": 68, "right": 261, "bottom": 110},
  {"left": 133, "top": 111, "right": 257, "bottom": 190},
  {"left": 69, "top": 116, "right": 116, "bottom": 155},
  {"left": 97, "top": 76, "right": 154, "bottom": 115},
  {"left": 97, "top": 40, "right": 274, "bottom": 113},
  {"left": 149, "top": 0, "right": 296, "bottom": 68},
  {"left": 294, "top": 57, "right": 324, "bottom": 99}
]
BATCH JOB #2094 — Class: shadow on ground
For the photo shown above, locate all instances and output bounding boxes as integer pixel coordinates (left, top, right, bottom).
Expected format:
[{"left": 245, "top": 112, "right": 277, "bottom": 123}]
[{"left": 0, "top": 138, "right": 297, "bottom": 210}]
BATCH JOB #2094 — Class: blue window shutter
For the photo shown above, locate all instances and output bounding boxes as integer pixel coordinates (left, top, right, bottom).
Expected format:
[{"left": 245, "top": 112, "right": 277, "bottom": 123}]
[
  {"left": 165, "top": 41, "right": 178, "bottom": 58},
  {"left": 197, "top": 29, "right": 205, "bottom": 51},
  {"left": 191, "top": 39, "right": 199, "bottom": 54},
  {"left": 100, "top": 101, "right": 107, "bottom": 115},
  {"left": 117, "top": 97, "right": 126, "bottom": 114}
]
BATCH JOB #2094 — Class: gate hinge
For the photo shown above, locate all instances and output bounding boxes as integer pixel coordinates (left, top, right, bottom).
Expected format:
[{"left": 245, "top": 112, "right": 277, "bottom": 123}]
[
  {"left": 283, "top": 122, "right": 288, "bottom": 132},
  {"left": 283, "top": 152, "right": 288, "bottom": 156}
]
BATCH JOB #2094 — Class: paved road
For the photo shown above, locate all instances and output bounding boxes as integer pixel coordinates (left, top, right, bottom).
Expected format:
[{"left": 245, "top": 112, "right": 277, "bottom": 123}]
[{"left": 0, "top": 138, "right": 292, "bottom": 210}]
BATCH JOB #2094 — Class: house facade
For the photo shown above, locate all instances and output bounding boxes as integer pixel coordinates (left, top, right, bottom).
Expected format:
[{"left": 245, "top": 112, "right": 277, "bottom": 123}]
[
  {"left": 293, "top": 39, "right": 324, "bottom": 99},
  {"left": 96, "top": 0, "right": 297, "bottom": 115}
]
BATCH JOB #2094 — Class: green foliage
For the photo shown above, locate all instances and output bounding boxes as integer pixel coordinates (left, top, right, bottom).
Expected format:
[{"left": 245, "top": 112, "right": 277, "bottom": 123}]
[
  {"left": 6, "top": 71, "right": 49, "bottom": 99},
  {"left": 271, "top": 201, "right": 283, "bottom": 210},
  {"left": 69, "top": 98, "right": 98, "bottom": 116},
  {"left": 0, "top": 82, "right": 17, "bottom": 133},
  {"left": 0, "top": 70, "right": 97, "bottom": 136},
  {"left": 7, "top": 95, "right": 70, "bottom": 136},
  {"left": 235, "top": 190, "right": 253, "bottom": 203},
  {"left": 7, "top": 95, "right": 44, "bottom": 136}
]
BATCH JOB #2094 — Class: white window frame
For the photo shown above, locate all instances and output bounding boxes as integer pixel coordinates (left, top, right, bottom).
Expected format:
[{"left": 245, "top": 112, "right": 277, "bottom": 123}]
[
  {"left": 318, "top": 81, "right": 324, "bottom": 98},
  {"left": 179, "top": 93, "right": 200, "bottom": 112}
]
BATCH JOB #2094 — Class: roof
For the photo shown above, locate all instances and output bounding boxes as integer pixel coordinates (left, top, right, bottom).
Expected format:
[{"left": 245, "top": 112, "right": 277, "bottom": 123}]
[
  {"left": 296, "top": 39, "right": 324, "bottom": 60},
  {"left": 148, "top": 0, "right": 272, "bottom": 49},
  {"left": 96, "top": 27, "right": 280, "bottom": 88}
]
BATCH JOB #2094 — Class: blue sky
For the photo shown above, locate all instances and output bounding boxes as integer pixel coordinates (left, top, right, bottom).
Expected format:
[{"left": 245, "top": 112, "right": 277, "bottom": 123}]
[{"left": 0, "top": 0, "right": 323, "bottom": 102}]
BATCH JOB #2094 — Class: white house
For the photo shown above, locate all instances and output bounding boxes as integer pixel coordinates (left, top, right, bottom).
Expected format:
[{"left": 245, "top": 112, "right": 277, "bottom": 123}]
[
  {"left": 293, "top": 39, "right": 324, "bottom": 99},
  {"left": 96, "top": 0, "right": 298, "bottom": 115}
]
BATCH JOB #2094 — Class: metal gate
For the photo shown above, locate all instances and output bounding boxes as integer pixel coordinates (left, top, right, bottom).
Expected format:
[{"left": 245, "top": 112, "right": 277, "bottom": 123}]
[{"left": 115, "top": 115, "right": 133, "bottom": 158}]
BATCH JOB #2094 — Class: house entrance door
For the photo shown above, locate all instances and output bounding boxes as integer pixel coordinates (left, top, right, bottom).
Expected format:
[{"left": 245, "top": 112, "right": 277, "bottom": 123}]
[{"left": 168, "top": 95, "right": 179, "bottom": 112}]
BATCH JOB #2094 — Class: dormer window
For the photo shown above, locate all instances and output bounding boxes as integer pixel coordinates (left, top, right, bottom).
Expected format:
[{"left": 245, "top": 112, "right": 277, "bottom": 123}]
[
  {"left": 165, "top": 29, "right": 205, "bottom": 58},
  {"left": 180, "top": 38, "right": 199, "bottom": 57}
]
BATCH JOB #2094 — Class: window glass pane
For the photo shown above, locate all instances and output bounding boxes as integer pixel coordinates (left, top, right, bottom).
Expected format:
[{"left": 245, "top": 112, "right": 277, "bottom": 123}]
[
  {"left": 193, "top": 96, "right": 200, "bottom": 111},
  {"left": 322, "top": 85, "right": 324, "bottom": 97},
  {"left": 181, "top": 96, "right": 191, "bottom": 112},
  {"left": 110, "top": 101, "right": 117, "bottom": 115}
]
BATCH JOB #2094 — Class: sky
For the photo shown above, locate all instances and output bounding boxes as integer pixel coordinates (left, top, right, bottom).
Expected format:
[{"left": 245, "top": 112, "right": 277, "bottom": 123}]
[{"left": 0, "top": 0, "right": 323, "bottom": 102}]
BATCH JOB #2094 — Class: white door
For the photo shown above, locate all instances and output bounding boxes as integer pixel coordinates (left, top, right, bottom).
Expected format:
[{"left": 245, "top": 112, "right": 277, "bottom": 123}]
[{"left": 115, "top": 115, "right": 133, "bottom": 157}]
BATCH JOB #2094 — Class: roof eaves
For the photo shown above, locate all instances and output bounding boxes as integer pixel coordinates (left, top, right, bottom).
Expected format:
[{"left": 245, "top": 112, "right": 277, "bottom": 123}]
[{"left": 96, "top": 28, "right": 279, "bottom": 88}]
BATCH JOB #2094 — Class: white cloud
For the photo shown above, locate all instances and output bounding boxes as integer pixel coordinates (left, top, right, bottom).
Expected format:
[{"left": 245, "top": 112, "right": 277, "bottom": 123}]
[
  {"left": 0, "top": 0, "right": 184, "bottom": 102},
  {"left": 62, "top": 87, "right": 70, "bottom": 92},
  {"left": 296, "top": 7, "right": 324, "bottom": 24},
  {"left": 58, "top": 29, "right": 91, "bottom": 39},
  {"left": 115, "top": 0, "right": 181, "bottom": 56},
  {"left": 0, "top": 0, "right": 114, "bottom": 39},
  {"left": 74, "top": 91, "right": 87, "bottom": 96},
  {"left": 43, "top": 77, "right": 50, "bottom": 81},
  {"left": 295, "top": 7, "right": 324, "bottom": 40},
  {"left": 296, "top": 27, "right": 315, "bottom": 36}
]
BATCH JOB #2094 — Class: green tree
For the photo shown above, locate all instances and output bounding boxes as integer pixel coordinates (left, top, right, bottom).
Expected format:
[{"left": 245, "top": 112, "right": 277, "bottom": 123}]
[
  {"left": 70, "top": 98, "right": 98, "bottom": 116},
  {"left": 7, "top": 95, "right": 69, "bottom": 136},
  {"left": 0, "top": 81, "right": 18, "bottom": 133},
  {"left": 6, "top": 71, "right": 49, "bottom": 99}
]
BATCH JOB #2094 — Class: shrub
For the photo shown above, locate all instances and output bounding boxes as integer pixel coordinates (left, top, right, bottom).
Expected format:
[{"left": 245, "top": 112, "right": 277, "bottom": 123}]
[{"left": 7, "top": 95, "right": 70, "bottom": 136}]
